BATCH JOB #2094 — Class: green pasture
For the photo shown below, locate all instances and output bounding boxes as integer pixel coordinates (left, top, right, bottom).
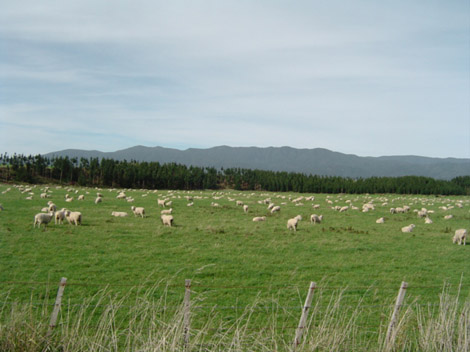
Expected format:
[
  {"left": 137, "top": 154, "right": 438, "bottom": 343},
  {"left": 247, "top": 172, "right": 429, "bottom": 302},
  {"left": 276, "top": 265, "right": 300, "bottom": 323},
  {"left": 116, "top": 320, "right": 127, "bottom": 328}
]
[{"left": 0, "top": 183, "right": 469, "bottom": 341}]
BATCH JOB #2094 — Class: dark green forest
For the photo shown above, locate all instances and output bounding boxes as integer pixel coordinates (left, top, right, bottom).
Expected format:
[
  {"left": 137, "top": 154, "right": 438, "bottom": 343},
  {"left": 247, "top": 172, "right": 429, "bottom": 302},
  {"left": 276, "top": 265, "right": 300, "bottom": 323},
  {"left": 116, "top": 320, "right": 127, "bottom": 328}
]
[{"left": 1, "top": 153, "right": 469, "bottom": 195}]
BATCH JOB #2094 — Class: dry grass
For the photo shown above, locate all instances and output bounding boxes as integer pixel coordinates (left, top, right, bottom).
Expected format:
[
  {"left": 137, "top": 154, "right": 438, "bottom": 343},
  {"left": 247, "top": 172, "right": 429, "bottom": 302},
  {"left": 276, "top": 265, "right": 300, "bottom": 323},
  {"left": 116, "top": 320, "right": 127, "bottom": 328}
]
[{"left": 0, "top": 283, "right": 468, "bottom": 352}]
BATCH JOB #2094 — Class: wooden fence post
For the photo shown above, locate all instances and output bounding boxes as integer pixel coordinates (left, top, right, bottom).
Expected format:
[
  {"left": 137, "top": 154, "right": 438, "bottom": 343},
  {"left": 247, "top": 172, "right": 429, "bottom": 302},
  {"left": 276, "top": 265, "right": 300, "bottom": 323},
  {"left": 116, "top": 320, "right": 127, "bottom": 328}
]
[
  {"left": 385, "top": 281, "right": 408, "bottom": 348},
  {"left": 293, "top": 281, "right": 316, "bottom": 350},
  {"left": 48, "top": 277, "right": 67, "bottom": 334},
  {"left": 183, "top": 279, "right": 191, "bottom": 349}
]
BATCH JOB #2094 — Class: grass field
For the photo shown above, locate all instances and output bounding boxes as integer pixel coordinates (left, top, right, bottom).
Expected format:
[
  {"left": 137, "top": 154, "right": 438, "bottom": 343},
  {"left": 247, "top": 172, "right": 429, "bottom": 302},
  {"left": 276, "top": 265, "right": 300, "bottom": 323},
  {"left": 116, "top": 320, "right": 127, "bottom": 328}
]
[{"left": 0, "top": 183, "right": 469, "bottom": 351}]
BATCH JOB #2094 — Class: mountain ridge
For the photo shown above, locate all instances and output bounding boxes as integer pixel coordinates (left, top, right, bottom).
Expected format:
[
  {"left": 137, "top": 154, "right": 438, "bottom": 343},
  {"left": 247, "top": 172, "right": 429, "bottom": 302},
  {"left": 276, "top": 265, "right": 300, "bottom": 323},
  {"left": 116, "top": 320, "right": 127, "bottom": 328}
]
[{"left": 44, "top": 146, "right": 470, "bottom": 180}]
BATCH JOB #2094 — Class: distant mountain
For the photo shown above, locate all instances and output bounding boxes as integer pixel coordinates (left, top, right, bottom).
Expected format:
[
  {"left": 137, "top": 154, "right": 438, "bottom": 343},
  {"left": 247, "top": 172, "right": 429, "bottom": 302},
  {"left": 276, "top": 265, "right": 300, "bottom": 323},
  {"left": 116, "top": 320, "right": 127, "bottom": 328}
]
[{"left": 44, "top": 146, "right": 470, "bottom": 180}]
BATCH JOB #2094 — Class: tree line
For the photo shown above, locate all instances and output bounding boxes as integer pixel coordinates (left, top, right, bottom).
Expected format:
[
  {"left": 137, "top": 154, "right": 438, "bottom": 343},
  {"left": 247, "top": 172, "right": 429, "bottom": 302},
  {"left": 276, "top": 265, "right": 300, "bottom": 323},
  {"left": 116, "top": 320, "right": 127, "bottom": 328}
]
[{"left": 1, "top": 153, "right": 469, "bottom": 195}]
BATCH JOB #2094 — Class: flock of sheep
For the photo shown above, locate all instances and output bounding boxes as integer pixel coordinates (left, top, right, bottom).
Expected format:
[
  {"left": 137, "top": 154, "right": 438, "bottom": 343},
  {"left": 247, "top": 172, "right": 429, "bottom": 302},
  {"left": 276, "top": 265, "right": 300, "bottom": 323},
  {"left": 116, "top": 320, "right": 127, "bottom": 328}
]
[{"left": 0, "top": 184, "right": 468, "bottom": 246}]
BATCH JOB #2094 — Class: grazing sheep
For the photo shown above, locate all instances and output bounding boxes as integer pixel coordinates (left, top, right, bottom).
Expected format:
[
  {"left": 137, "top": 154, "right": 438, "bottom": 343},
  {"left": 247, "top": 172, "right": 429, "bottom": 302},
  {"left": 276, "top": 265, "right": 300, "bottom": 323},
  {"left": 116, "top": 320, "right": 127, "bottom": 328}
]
[
  {"left": 40, "top": 193, "right": 48, "bottom": 199},
  {"left": 34, "top": 212, "right": 54, "bottom": 228},
  {"left": 236, "top": 200, "right": 244, "bottom": 206},
  {"left": 111, "top": 211, "right": 128, "bottom": 217},
  {"left": 401, "top": 224, "right": 415, "bottom": 233},
  {"left": 252, "top": 216, "right": 266, "bottom": 222},
  {"left": 444, "top": 215, "right": 453, "bottom": 220},
  {"left": 271, "top": 206, "right": 281, "bottom": 214},
  {"left": 243, "top": 205, "right": 249, "bottom": 213},
  {"left": 65, "top": 210, "right": 82, "bottom": 226},
  {"left": 424, "top": 217, "right": 433, "bottom": 224},
  {"left": 157, "top": 199, "right": 166, "bottom": 207},
  {"left": 453, "top": 229, "right": 467, "bottom": 245},
  {"left": 131, "top": 206, "right": 145, "bottom": 218},
  {"left": 267, "top": 203, "right": 275, "bottom": 210},
  {"left": 78, "top": 195, "right": 85, "bottom": 201},
  {"left": 95, "top": 197, "right": 103, "bottom": 204},
  {"left": 161, "top": 208, "right": 173, "bottom": 215},
  {"left": 339, "top": 206, "right": 349, "bottom": 212},
  {"left": 65, "top": 197, "right": 73, "bottom": 203},
  {"left": 55, "top": 209, "right": 67, "bottom": 224},
  {"left": 41, "top": 207, "right": 49, "bottom": 212},
  {"left": 161, "top": 214, "right": 174, "bottom": 227},
  {"left": 417, "top": 210, "right": 428, "bottom": 218},
  {"left": 211, "top": 202, "right": 220, "bottom": 207},
  {"left": 287, "top": 217, "right": 299, "bottom": 232},
  {"left": 48, "top": 203, "right": 57, "bottom": 212},
  {"left": 187, "top": 202, "right": 194, "bottom": 207},
  {"left": 310, "top": 214, "right": 323, "bottom": 224},
  {"left": 390, "top": 208, "right": 396, "bottom": 214},
  {"left": 376, "top": 217, "right": 385, "bottom": 224},
  {"left": 165, "top": 201, "right": 173, "bottom": 207},
  {"left": 116, "top": 192, "right": 126, "bottom": 199},
  {"left": 97, "top": 192, "right": 103, "bottom": 198}
]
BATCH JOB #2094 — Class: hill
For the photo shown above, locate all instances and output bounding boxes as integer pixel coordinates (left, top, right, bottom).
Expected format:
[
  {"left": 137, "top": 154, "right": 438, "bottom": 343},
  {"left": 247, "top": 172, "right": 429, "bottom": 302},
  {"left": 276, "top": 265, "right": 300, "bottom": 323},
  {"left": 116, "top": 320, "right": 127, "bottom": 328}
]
[{"left": 44, "top": 145, "right": 470, "bottom": 180}]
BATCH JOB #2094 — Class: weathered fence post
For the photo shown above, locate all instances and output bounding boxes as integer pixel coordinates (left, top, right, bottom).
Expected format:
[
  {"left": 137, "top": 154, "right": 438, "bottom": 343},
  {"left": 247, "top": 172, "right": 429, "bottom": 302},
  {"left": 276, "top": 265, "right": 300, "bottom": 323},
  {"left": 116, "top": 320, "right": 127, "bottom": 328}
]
[
  {"left": 48, "top": 277, "right": 67, "bottom": 334},
  {"left": 293, "top": 281, "right": 316, "bottom": 350},
  {"left": 385, "top": 281, "right": 408, "bottom": 348},
  {"left": 183, "top": 279, "right": 191, "bottom": 349}
]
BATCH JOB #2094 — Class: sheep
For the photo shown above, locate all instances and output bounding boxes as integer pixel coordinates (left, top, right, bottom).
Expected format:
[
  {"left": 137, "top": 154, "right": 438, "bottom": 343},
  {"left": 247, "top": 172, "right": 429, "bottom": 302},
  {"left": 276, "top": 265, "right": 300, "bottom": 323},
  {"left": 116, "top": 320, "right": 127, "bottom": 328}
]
[
  {"left": 211, "top": 202, "right": 220, "bottom": 207},
  {"left": 78, "top": 195, "right": 85, "bottom": 201},
  {"left": 390, "top": 208, "right": 396, "bottom": 214},
  {"left": 161, "top": 214, "right": 174, "bottom": 227},
  {"left": 95, "top": 197, "right": 103, "bottom": 204},
  {"left": 252, "top": 216, "right": 266, "bottom": 222},
  {"left": 401, "top": 224, "right": 415, "bottom": 233},
  {"left": 287, "top": 217, "right": 299, "bottom": 232},
  {"left": 236, "top": 200, "right": 244, "bottom": 206},
  {"left": 97, "top": 192, "right": 103, "bottom": 198},
  {"left": 424, "top": 217, "right": 433, "bottom": 224},
  {"left": 34, "top": 212, "right": 54, "bottom": 228},
  {"left": 111, "top": 211, "right": 128, "bottom": 217},
  {"left": 65, "top": 210, "right": 82, "bottom": 226},
  {"left": 165, "top": 201, "right": 173, "bottom": 207},
  {"left": 310, "top": 214, "right": 323, "bottom": 224},
  {"left": 271, "top": 206, "right": 281, "bottom": 214},
  {"left": 48, "top": 203, "right": 57, "bottom": 212},
  {"left": 157, "top": 199, "right": 166, "bottom": 207},
  {"left": 40, "top": 193, "right": 48, "bottom": 199},
  {"left": 444, "top": 215, "right": 453, "bottom": 220},
  {"left": 376, "top": 217, "right": 385, "bottom": 224},
  {"left": 55, "top": 209, "right": 67, "bottom": 224},
  {"left": 453, "top": 229, "right": 467, "bottom": 245},
  {"left": 131, "top": 206, "right": 145, "bottom": 218},
  {"left": 243, "top": 205, "right": 249, "bottom": 213},
  {"left": 267, "top": 203, "right": 275, "bottom": 210},
  {"left": 161, "top": 208, "right": 173, "bottom": 215},
  {"left": 41, "top": 207, "right": 49, "bottom": 212},
  {"left": 417, "top": 210, "right": 428, "bottom": 218},
  {"left": 65, "top": 197, "right": 73, "bottom": 203},
  {"left": 339, "top": 206, "right": 349, "bottom": 212}
]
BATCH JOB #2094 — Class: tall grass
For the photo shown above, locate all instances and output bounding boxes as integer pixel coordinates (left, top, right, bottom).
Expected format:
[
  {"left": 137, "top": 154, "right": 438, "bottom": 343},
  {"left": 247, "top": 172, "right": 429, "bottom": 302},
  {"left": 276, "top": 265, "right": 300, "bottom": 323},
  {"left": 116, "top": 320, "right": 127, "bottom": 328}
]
[{"left": 0, "top": 283, "right": 468, "bottom": 351}]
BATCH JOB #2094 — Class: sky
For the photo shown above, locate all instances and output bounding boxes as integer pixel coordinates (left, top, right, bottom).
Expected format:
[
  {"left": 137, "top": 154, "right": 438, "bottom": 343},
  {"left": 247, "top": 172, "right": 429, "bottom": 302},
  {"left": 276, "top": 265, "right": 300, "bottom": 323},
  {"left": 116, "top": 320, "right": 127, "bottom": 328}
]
[{"left": 1, "top": 1, "right": 469, "bottom": 158}]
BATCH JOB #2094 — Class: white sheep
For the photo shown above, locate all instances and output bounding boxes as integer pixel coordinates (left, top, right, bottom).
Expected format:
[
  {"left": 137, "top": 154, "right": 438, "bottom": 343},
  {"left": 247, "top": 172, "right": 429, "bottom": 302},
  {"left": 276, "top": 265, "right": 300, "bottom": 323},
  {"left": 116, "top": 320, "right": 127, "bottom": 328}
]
[
  {"left": 111, "top": 211, "right": 128, "bottom": 217},
  {"left": 55, "top": 209, "right": 67, "bottom": 224},
  {"left": 424, "top": 217, "right": 433, "bottom": 224},
  {"left": 116, "top": 192, "right": 126, "bottom": 199},
  {"left": 34, "top": 212, "right": 54, "bottom": 228},
  {"left": 157, "top": 199, "right": 166, "bottom": 207},
  {"left": 48, "top": 203, "right": 57, "bottom": 212},
  {"left": 95, "top": 197, "right": 103, "bottom": 204},
  {"left": 271, "top": 206, "right": 281, "bottom": 214},
  {"left": 376, "top": 217, "right": 385, "bottom": 224},
  {"left": 287, "top": 217, "right": 299, "bottom": 231},
  {"left": 401, "top": 224, "right": 415, "bottom": 233},
  {"left": 65, "top": 210, "right": 82, "bottom": 226},
  {"left": 65, "top": 197, "right": 73, "bottom": 203},
  {"left": 161, "top": 214, "right": 174, "bottom": 227},
  {"left": 131, "top": 206, "right": 145, "bottom": 218},
  {"left": 78, "top": 195, "right": 85, "bottom": 201},
  {"left": 236, "top": 200, "right": 244, "bottom": 206},
  {"left": 444, "top": 215, "right": 453, "bottom": 220},
  {"left": 310, "top": 214, "right": 323, "bottom": 224},
  {"left": 339, "top": 206, "right": 349, "bottom": 212},
  {"left": 165, "top": 201, "right": 173, "bottom": 207},
  {"left": 417, "top": 210, "right": 428, "bottom": 218},
  {"left": 243, "top": 205, "right": 249, "bottom": 213},
  {"left": 161, "top": 208, "right": 173, "bottom": 215},
  {"left": 187, "top": 202, "right": 194, "bottom": 207},
  {"left": 453, "top": 229, "right": 467, "bottom": 245},
  {"left": 252, "top": 216, "right": 266, "bottom": 222}
]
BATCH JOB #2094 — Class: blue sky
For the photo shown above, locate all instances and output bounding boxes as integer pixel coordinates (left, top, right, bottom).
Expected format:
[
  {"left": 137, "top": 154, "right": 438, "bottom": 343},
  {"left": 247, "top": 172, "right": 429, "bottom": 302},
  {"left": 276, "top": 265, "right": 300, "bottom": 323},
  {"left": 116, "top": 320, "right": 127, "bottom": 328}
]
[{"left": 1, "top": 0, "right": 469, "bottom": 158}]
